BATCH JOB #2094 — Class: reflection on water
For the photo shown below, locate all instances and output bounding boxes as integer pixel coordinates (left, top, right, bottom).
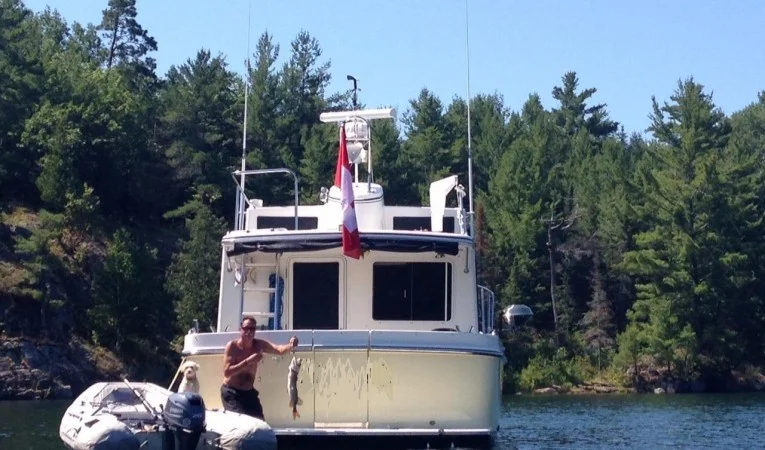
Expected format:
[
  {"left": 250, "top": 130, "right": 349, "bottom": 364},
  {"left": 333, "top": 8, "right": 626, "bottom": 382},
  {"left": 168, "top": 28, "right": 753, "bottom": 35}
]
[
  {"left": 498, "top": 393, "right": 765, "bottom": 449},
  {"left": 0, "top": 400, "right": 69, "bottom": 450},
  {"left": 1, "top": 393, "right": 764, "bottom": 449}
]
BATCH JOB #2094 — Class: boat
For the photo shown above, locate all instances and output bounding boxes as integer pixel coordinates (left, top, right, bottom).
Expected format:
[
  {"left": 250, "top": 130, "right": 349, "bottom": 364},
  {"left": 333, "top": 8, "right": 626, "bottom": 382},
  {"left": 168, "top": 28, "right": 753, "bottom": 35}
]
[
  {"left": 59, "top": 380, "right": 276, "bottom": 450},
  {"left": 503, "top": 304, "right": 534, "bottom": 330},
  {"left": 172, "top": 99, "right": 510, "bottom": 448}
]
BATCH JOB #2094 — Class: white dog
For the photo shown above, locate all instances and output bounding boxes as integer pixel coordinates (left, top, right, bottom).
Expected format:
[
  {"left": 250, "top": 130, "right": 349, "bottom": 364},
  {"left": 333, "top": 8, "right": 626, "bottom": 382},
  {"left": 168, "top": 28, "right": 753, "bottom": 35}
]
[{"left": 178, "top": 361, "right": 200, "bottom": 394}]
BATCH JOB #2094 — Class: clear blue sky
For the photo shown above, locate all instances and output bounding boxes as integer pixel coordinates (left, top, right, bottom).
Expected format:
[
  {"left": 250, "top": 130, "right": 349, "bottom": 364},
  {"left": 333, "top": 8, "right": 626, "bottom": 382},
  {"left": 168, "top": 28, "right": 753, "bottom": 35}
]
[{"left": 23, "top": 0, "right": 765, "bottom": 136}]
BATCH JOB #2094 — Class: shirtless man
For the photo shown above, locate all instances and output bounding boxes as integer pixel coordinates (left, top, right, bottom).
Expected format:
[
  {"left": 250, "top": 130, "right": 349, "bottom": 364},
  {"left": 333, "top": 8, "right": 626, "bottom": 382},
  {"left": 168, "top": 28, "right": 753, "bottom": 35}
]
[{"left": 220, "top": 316, "right": 298, "bottom": 420}]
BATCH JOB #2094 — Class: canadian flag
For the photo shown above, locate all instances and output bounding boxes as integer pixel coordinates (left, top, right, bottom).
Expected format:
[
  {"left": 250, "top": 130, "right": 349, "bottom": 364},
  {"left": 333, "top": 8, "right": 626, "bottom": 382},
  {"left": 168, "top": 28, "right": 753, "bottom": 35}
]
[{"left": 334, "top": 124, "right": 362, "bottom": 259}]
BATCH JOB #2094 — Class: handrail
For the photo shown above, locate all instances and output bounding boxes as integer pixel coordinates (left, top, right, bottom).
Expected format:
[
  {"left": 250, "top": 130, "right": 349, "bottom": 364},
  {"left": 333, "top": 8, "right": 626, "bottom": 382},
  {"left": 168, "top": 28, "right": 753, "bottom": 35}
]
[
  {"left": 231, "top": 168, "right": 299, "bottom": 231},
  {"left": 477, "top": 285, "right": 495, "bottom": 333}
]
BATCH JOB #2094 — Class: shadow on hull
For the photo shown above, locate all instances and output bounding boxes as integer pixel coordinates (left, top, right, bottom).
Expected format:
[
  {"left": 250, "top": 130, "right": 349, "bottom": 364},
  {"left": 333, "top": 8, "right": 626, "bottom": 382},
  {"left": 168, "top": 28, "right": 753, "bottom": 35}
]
[{"left": 277, "top": 433, "right": 494, "bottom": 450}]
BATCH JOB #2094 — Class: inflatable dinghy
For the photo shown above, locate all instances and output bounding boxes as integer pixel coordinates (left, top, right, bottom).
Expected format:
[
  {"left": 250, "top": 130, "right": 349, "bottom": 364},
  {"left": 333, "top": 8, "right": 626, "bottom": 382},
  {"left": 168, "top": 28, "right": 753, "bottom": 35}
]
[{"left": 59, "top": 380, "right": 276, "bottom": 450}]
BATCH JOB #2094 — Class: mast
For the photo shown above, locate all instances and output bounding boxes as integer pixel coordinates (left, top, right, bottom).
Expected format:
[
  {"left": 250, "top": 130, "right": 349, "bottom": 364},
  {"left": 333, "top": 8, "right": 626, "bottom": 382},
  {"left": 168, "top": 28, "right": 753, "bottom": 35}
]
[
  {"left": 465, "top": 0, "right": 475, "bottom": 238},
  {"left": 347, "top": 75, "right": 361, "bottom": 184},
  {"left": 236, "top": 1, "right": 253, "bottom": 230}
]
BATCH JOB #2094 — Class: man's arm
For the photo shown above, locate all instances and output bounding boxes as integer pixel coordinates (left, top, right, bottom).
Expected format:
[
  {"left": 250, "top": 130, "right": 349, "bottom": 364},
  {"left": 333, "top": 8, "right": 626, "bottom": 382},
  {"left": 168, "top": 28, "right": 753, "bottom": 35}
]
[
  {"left": 259, "top": 336, "right": 298, "bottom": 355},
  {"left": 223, "top": 341, "right": 257, "bottom": 377}
]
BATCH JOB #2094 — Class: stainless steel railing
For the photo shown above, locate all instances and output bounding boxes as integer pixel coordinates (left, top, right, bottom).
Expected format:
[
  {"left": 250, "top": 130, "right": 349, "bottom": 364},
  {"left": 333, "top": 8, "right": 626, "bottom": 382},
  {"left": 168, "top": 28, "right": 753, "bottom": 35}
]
[
  {"left": 477, "top": 285, "right": 495, "bottom": 333},
  {"left": 231, "top": 168, "right": 299, "bottom": 231}
]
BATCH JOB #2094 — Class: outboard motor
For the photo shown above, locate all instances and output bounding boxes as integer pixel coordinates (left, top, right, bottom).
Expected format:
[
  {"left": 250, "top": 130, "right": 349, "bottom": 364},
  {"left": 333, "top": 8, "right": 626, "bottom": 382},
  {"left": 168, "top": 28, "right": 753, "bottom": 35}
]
[{"left": 162, "top": 392, "right": 206, "bottom": 450}]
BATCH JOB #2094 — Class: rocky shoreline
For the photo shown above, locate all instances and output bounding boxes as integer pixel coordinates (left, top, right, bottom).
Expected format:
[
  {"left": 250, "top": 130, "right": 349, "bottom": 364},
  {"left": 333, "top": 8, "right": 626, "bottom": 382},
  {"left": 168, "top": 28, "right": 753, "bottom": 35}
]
[
  {"left": 0, "top": 337, "right": 126, "bottom": 400},
  {"left": 529, "top": 372, "right": 765, "bottom": 396},
  {"left": 531, "top": 381, "right": 631, "bottom": 395}
]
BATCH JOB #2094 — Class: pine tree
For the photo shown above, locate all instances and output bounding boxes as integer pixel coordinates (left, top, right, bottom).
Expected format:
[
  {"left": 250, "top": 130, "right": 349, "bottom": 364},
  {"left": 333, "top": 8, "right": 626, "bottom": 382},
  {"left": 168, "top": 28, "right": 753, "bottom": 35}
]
[
  {"left": 0, "top": 0, "right": 43, "bottom": 201},
  {"left": 157, "top": 49, "right": 241, "bottom": 217},
  {"left": 399, "top": 89, "right": 452, "bottom": 204},
  {"left": 98, "top": 0, "right": 156, "bottom": 71},
  {"left": 165, "top": 193, "right": 227, "bottom": 333},
  {"left": 299, "top": 123, "right": 337, "bottom": 203},
  {"left": 368, "top": 117, "right": 403, "bottom": 202},
  {"left": 551, "top": 71, "right": 618, "bottom": 138},
  {"left": 621, "top": 78, "right": 735, "bottom": 375},
  {"left": 89, "top": 228, "right": 165, "bottom": 351},
  {"left": 580, "top": 261, "right": 616, "bottom": 371},
  {"left": 486, "top": 94, "right": 566, "bottom": 329}
]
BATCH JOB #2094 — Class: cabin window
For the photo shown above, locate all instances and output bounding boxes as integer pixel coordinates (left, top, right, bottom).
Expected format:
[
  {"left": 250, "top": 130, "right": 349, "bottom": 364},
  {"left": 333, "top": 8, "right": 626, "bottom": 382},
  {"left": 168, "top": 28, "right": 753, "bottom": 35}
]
[
  {"left": 257, "top": 216, "right": 318, "bottom": 230},
  {"left": 372, "top": 262, "right": 452, "bottom": 321},
  {"left": 392, "top": 216, "right": 455, "bottom": 233},
  {"left": 292, "top": 262, "right": 339, "bottom": 329}
]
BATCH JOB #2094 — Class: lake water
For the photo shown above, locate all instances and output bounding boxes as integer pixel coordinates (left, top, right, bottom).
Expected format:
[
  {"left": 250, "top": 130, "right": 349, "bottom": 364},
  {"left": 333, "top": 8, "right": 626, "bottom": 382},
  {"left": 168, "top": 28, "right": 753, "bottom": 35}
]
[{"left": 1, "top": 393, "right": 764, "bottom": 449}]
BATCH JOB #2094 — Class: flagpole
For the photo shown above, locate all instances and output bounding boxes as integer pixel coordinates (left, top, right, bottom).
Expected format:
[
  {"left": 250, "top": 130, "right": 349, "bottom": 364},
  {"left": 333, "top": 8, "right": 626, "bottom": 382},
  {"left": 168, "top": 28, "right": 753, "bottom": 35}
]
[{"left": 465, "top": 0, "right": 475, "bottom": 238}]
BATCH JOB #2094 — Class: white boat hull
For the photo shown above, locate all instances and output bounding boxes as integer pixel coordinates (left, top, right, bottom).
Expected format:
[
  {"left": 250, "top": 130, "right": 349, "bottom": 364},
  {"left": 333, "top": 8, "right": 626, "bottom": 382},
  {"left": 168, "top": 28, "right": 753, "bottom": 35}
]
[{"left": 179, "top": 330, "right": 502, "bottom": 447}]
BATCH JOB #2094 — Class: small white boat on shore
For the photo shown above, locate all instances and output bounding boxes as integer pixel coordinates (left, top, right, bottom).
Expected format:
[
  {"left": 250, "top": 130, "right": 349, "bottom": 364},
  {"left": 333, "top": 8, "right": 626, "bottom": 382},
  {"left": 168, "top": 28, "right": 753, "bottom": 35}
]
[{"left": 59, "top": 380, "right": 276, "bottom": 450}]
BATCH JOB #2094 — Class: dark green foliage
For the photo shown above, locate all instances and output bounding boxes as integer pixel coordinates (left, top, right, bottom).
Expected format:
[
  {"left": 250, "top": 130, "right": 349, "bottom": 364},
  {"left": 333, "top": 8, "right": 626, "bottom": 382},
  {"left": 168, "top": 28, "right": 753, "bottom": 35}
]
[
  {"left": 98, "top": 0, "right": 157, "bottom": 73},
  {"left": 485, "top": 95, "right": 567, "bottom": 328},
  {"left": 616, "top": 79, "right": 765, "bottom": 382},
  {"left": 519, "top": 340, "right": 585, "bottom": 391},
  {"left": 89, "top": 228, "right": 166, "bottom": 349},
  {"left": 367, "top": 117, "right": 403, "bottom": 195},
  {"left": 552, "top": 71, "right": 618, "bottom": 138},
  {"left": 0, "top": 0, "right": 44, "bottom": 201},
  {"left": 244, "top": 31, "right": 338, "bottom": 205},
  {"left": 157, "top": 49, "right": 242, "bottom": 218},
  {"left": 579, "top": 263, "right": 616, "bottom": 371},
  {"left": 1, "top": 1, "right": 764, "bottom": 391},
  {"left": 165, "top": 193, "right": 227, "bottom": 334},
  {"left": 299, "top": 123, "right": 339, "bottom": 203},
  {"left": 399, "top": 89, "right": 454, "bottom": 204}
]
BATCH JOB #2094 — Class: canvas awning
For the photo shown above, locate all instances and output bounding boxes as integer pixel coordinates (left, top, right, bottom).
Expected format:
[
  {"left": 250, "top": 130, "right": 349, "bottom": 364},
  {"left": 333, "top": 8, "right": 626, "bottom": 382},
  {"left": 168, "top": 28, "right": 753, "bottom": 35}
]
[{"left": 225, "top": 234, "right": 462, "bottom": 257}]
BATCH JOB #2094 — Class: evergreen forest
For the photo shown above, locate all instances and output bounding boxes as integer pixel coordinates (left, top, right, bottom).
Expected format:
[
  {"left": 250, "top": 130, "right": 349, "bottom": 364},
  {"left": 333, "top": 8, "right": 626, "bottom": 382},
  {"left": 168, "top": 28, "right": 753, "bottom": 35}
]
[{"left": 2, "top": 0, "right": 764, "bottom": 393}]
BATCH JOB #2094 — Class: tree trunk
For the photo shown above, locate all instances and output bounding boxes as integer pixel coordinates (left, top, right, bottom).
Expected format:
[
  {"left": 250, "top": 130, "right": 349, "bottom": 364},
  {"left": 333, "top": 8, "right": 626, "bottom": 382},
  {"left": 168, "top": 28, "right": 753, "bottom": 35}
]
[
  {"left": 107, "top": 15, "right": 120, "bottom": 69},
  {"left": 547, "top": 207, "right": 558, "bottom": 332}
]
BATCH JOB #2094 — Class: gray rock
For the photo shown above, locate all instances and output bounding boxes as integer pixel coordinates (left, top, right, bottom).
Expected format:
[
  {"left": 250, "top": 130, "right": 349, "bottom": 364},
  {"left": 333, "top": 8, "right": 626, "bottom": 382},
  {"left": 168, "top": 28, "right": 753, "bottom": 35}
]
[
  {"left": 0, "top": 337, "right": 118, "bottom": 401},
  {"left": 533, "top": 387, "right": 559, "bottom": 394}
]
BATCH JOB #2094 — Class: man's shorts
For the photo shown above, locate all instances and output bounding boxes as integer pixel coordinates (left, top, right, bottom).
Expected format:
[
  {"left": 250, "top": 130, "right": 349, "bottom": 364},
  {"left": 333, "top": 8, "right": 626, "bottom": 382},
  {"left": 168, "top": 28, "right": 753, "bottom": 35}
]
[{"left": 220, "top": 384, "right": 265, "bottom": 420}]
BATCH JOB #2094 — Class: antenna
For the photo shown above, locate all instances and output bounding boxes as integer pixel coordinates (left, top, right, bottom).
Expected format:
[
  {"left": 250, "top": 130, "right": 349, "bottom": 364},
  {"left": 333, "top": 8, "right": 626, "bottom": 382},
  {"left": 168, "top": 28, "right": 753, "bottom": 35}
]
[
  {"left": 346, "top": 75, "right": 360, "bottom": 182},
  {"left": 465, "top": 0, "right": 475, "bottom": 237},
  {"left": 236, "top": 0, "right": 253, "bottom": 230},
  {"left": 347, "top": 75, "right": 359, "bottom": 109}
]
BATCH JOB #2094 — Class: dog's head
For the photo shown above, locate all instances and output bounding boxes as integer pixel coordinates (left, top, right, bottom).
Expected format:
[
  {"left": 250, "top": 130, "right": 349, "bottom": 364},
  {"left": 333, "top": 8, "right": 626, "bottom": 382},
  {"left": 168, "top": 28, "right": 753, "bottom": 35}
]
[{"left": 181, "top": 361, "right": 199, "bottom": 380}]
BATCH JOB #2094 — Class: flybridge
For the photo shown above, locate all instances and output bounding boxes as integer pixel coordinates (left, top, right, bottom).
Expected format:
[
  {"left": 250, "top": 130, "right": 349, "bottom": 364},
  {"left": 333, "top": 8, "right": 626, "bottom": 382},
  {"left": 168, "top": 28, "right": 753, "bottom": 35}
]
[{"left": 231, "top": 107, "right": 469, "bottom": 236}]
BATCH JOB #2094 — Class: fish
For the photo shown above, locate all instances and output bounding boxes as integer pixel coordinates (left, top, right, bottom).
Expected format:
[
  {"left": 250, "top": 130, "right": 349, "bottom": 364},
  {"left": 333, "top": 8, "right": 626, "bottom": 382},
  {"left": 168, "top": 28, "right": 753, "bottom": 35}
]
[{"left": 287, "top": 356, "right": 302, "bottom": 419}]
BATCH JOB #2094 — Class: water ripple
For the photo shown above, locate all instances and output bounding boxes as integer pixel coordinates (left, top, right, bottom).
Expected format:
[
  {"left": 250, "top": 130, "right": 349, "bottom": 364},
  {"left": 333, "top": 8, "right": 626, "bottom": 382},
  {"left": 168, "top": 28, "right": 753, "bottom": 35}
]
[
  {"left": 2, "top": 394, "right": 765, "bottom": 449},
  {"left": 497, "top": 393, "right": 765, "bottom": 449}
]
